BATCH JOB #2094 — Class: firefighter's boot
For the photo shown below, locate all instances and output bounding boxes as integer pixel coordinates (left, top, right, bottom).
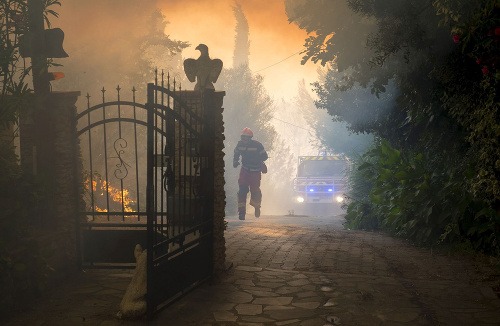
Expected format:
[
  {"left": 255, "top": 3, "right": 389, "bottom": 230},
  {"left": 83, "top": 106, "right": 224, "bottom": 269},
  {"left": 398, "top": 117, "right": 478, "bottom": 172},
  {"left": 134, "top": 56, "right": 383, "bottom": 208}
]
[
  {"left": 237, "top": 189, "right": 248, "bottom": 220},
  {"left": 249, "top": 199, "right": 261, "bottom": 218},
  {"left": 238, "top": 209, "right": 246, "bottom": 220},
  {"left": 237, "top": 202, "right": 246, "bottom": 220}
]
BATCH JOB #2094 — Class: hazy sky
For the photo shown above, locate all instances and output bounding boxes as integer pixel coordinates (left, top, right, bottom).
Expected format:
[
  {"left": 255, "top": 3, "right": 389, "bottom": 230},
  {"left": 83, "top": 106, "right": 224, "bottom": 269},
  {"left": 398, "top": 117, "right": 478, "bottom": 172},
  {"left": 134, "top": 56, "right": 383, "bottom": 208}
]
[{"left": 157, "top": 0, "right": 318, "bottom": 99}]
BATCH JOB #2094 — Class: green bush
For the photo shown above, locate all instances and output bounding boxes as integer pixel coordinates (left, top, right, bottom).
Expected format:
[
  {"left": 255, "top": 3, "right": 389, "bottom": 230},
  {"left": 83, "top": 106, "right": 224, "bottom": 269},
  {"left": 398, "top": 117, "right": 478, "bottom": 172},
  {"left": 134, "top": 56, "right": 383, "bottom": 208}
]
[
  {"left": 345, "top": 140, "right": 499, "bottom": 255},
  {"left": 344, "top": 147, "right": 378, "bottom": 230}
]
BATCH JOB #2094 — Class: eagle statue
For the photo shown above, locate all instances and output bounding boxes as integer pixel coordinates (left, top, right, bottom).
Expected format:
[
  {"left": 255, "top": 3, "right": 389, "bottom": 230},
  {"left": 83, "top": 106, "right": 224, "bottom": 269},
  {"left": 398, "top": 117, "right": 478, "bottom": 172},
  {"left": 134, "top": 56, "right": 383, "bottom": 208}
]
[{"left": 183, "top": 44, "right": 223, "bottom": 90}]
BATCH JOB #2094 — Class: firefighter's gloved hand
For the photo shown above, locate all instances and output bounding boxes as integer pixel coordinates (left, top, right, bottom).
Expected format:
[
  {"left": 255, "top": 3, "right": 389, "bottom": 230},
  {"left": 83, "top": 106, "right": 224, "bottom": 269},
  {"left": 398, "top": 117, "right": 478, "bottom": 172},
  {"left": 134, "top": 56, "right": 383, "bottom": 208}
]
[
  {"left": 261, "top": 162, "right": 268, "bottom": 174},
  {"left": 233, "top": 162, "right": 239, "bottom": 168}
]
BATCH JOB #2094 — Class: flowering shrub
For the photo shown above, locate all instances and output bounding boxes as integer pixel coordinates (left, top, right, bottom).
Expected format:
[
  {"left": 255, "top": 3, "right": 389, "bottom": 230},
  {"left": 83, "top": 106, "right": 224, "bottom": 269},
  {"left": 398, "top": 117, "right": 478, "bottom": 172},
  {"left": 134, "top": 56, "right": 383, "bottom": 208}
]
[
  {"left": 441, "top": 1, "right": 500, "bottom": 203},
  {"left": 450, "top": 1, "right": 499, "bottom": 80}
]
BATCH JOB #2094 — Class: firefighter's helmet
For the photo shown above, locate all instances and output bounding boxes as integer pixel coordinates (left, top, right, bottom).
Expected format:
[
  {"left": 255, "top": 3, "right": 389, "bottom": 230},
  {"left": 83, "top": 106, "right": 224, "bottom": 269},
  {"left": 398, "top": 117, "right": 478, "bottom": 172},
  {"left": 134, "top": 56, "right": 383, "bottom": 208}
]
[{"left": 241, "top": 127, "right": 253, "bottom": 138}]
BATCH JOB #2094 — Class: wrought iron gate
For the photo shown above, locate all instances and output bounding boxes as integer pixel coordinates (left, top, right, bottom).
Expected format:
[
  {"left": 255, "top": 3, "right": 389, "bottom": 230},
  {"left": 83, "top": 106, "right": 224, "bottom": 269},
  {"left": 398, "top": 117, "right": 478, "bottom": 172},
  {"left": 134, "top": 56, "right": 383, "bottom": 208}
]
[
  {"left": 76, "top": 74, "right": 215, "bottom": 317},
  {"left": 76, "top": 87, "right": 150, "bottom": 268},
  {"left": 145, "top": 81, "right": 214, "bottom": 316}
]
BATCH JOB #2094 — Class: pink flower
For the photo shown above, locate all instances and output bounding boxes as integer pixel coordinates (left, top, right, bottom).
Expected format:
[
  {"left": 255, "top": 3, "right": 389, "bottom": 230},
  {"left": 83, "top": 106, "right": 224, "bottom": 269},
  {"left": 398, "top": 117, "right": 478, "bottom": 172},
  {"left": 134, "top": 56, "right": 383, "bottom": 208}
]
[
  {"left": 476, "top": 58, "right": 481, "bottom": 64},
  {"left": 452, "top": 34, "right": 460, "bottom": 43},
  {"left": 495, "top": 27, "right": 500, "bottom": 36},
  {"left": 481, "top": 65, "right": 489, "bottom": 75}
]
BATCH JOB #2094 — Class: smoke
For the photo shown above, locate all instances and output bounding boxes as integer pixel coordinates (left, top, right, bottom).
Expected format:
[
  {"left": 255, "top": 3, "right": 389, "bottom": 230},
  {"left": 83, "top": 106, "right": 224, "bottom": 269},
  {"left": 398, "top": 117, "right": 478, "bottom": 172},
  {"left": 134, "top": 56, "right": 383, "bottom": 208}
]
[
  {"left": 158, "top": 0, "right": 316, "bottom": 99},
  {"left": 54, "top": 0, "right": 319, "bottom": 99},
  {"left": 55, "top": 0, "right": 185, "bottom": 100},
  {"left": 52, "top": 0, "right": 380, "bottom": 217}
]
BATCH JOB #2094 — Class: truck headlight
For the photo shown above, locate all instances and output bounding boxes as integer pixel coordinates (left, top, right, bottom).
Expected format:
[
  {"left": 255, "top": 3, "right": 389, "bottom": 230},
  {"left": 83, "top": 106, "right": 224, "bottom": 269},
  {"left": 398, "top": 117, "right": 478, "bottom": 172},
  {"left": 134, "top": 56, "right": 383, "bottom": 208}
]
[
  {"left": 335, "top": 196, "right": 344, "bottom": 203},
  {"left": 296, "top": 196, "right": 305, "bottom": 203}
]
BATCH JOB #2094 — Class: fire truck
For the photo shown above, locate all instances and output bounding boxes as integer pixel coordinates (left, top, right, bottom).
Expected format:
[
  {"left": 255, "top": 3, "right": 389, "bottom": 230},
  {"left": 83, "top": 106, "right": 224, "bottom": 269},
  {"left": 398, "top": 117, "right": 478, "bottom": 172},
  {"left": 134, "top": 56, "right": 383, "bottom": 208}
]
[{"left": 293, "top": 155, "right": 348, "bottom": 208}]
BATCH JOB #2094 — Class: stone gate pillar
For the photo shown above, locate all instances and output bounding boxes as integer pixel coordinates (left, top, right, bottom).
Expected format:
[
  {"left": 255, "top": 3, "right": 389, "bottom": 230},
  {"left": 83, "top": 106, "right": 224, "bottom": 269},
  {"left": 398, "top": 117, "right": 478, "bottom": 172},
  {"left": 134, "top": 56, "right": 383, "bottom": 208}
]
[
  {"left": 20, "top": 91, "right": 81, "bottom": 273},
  {"left": 175, "top": 89, "right": 227, "bottom": 275},
  {"left": 205, "top": 90, "right": 227, "bottom": 275},
  {"left": 40, "top": 91, "right": 81, "bottom": 228}
]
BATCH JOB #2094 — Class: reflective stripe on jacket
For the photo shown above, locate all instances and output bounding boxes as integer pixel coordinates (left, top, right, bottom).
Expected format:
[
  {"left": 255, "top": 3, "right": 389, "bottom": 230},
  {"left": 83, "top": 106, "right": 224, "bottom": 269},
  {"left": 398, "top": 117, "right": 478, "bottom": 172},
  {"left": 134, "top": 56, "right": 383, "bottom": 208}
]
[{"left": 233, "top": 139, "right": 268, "bottom": 171}]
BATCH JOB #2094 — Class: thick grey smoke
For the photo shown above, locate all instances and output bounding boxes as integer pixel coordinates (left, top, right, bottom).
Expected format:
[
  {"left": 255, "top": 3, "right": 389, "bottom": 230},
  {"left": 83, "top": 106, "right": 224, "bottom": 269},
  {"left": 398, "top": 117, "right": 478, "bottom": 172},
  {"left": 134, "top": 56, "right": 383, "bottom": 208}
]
[{"left": 56, "top": 0, "right": 186, "bottom": 101}]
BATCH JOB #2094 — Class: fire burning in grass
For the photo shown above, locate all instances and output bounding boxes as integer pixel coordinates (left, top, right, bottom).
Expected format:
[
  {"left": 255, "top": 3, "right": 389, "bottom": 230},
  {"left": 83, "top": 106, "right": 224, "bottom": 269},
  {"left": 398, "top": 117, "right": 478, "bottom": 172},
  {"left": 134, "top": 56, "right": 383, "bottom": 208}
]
[{"left": 83, "top": 171, "right": 136, "bottom": 213}]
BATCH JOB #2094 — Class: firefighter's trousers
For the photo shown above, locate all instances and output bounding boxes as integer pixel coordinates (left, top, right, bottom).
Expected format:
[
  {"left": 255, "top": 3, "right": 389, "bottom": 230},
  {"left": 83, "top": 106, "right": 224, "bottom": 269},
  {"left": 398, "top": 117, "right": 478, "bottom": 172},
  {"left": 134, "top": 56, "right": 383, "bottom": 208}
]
[{"left": 237, "top": 167, "right": 262, "bottom": 213}]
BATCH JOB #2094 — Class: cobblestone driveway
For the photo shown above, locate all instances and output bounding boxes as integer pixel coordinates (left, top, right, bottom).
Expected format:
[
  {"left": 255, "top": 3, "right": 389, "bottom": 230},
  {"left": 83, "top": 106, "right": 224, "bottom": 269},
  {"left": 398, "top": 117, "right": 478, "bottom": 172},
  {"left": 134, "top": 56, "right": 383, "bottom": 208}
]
[{"left": 4, "top": 214, "right": 500, "bottom": 325}]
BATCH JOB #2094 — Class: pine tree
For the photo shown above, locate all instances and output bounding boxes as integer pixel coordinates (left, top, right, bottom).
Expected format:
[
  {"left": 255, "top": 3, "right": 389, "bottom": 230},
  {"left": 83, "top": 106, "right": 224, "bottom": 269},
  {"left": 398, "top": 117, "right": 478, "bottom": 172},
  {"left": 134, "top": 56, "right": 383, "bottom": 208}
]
[{"left": 232, "top": 2, "right": 249, "bottom": 68}]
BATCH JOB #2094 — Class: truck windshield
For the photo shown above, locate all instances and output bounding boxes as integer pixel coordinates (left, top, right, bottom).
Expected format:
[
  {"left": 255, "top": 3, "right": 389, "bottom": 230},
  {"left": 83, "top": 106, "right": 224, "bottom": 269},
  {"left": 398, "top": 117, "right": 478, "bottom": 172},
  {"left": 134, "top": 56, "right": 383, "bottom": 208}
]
[{"left": 298, "top": 160, "right": 347, "bottom": 177}]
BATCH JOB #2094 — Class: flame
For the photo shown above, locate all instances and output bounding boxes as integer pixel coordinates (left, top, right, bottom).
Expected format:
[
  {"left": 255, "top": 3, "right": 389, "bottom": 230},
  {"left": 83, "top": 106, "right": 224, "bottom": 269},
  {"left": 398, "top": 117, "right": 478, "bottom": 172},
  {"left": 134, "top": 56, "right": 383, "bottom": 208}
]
[{"left": 84, "top": 174, "right": 136, "bottom": 213}]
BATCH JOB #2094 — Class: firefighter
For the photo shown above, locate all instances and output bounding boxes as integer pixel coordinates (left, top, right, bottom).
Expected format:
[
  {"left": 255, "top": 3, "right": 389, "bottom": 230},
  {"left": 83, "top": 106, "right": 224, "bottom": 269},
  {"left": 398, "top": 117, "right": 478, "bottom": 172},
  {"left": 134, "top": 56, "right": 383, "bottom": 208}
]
[{"left": 233, "top": 127, "right": 268, "bottom": 220}]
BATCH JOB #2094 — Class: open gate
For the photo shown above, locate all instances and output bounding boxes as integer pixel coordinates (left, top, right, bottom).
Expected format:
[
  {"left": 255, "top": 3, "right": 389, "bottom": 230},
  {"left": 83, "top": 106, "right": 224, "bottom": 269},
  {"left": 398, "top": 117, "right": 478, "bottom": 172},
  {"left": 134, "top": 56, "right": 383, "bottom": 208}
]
[
  {"left": 145, "top": 82, "right": 214, "bottom": 316},
  {"left": 76, "top": 74, "right": 215, "bottom": 317}
]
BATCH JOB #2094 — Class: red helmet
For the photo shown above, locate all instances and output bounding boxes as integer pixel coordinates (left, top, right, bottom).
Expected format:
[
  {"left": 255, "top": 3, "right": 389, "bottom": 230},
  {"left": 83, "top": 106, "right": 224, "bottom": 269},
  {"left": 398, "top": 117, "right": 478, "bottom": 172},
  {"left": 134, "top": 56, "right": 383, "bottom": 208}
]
[{"left": 241, "top": 127, "right": 253, "bottom": 137}]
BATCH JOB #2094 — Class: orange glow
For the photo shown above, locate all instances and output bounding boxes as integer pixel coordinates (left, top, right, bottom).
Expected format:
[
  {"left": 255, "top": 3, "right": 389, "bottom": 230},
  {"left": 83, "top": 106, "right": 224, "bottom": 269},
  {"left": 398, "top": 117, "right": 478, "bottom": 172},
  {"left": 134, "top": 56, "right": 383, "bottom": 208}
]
[
  {"left": 56, "top": 0, "right": 318, "bottom": 98},
  {"left": 158, "top": 0, "right": 308, "bottom": 62},
  {"left": 49, "top": 72, "right": 65, "bottom": 81},
  {"left": 245, "top": 226, "right": 306, "bottom": 237},
  {"left": 84, "top": 176, "right": 135, "bottom": 213},
  {"left": 158, "top": 0, "right": 317, "bottom": 98}
]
